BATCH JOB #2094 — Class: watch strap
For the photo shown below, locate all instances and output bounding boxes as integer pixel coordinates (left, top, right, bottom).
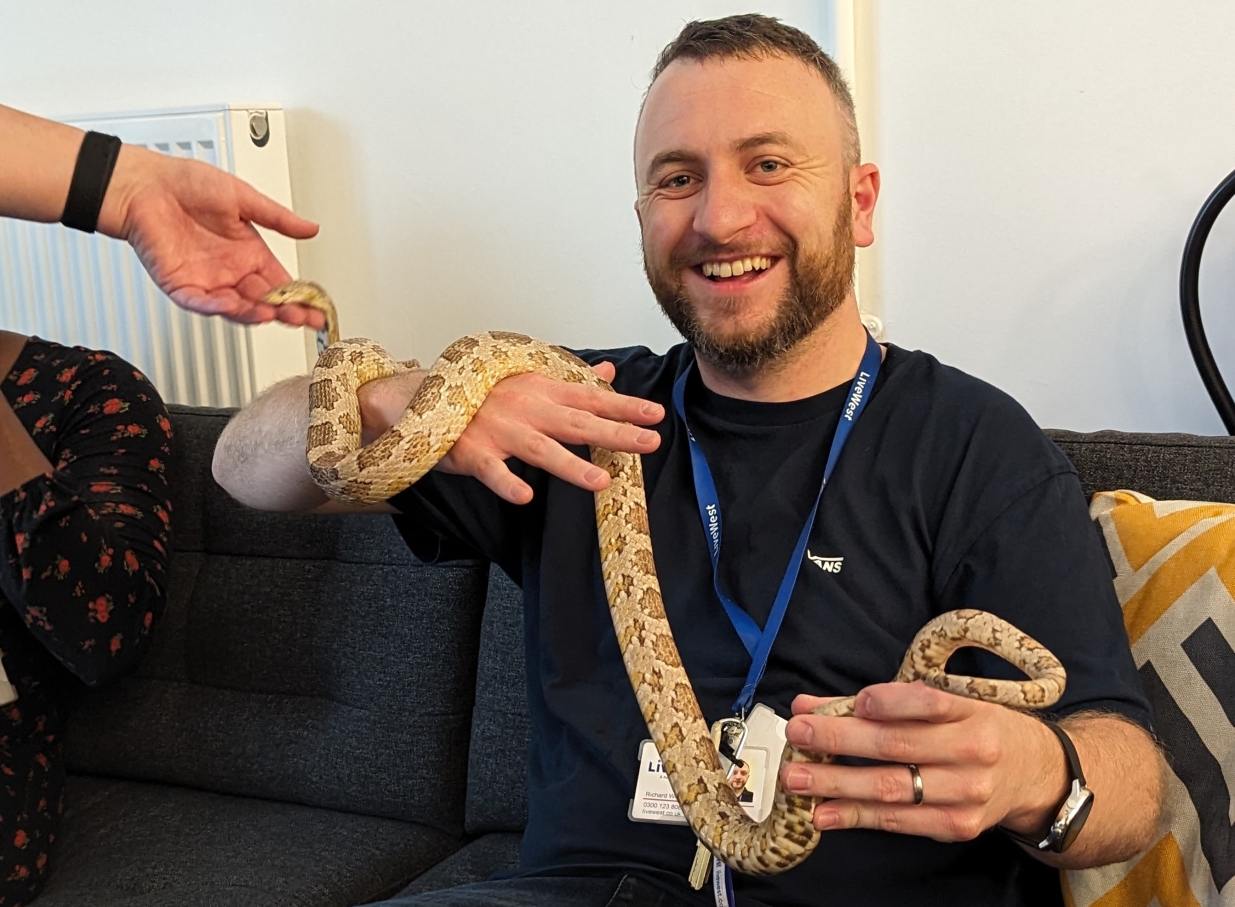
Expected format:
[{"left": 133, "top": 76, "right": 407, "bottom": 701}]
[
  {"left": 1003, "top": 720, "right": 1091, "bottom": 852},
  {"left": 1043, "top": 720, "right": 1087, "bottom": 787}
]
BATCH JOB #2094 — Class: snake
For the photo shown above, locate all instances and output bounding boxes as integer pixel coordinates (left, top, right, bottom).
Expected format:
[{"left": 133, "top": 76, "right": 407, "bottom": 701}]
[{"left": 264, "top": 279, "right": 1068, "bottom": 876}]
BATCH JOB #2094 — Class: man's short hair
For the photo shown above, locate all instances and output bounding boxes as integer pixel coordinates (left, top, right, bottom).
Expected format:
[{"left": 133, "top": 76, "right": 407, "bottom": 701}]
[{"left": 650, "top": 13, "right": 860, "bottom": 169}]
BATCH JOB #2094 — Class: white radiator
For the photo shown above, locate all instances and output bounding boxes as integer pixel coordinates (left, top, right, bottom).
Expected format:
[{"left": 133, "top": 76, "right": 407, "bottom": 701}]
[{"left": 0, "top": 104, "right": 313, "bottom": 407}]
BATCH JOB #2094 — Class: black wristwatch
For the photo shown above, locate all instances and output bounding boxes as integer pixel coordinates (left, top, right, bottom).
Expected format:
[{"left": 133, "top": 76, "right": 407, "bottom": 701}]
[{"left": 1005, "top": 722, "right": 1094, "bottom": 854}]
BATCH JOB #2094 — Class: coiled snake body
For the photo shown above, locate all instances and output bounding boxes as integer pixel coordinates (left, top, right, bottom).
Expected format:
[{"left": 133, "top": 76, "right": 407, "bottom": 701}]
[{"left": 266, "top": 280, "right": 1068, "bottom": 875}]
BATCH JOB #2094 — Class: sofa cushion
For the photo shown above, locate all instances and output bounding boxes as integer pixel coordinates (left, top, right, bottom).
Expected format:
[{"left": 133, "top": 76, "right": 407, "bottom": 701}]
[
  {"left": 465, "top": 569, "right": 532, "bottom": 836},
  {"left": 392, "top": 834, "right": 522, "bottom": 897},
  {"left": 1064, "top": 491, "right": 1235, "bottom": 907},
  {"left": 65, "top": 407, "right": 491, "bottom": 834},
  {"left": 36, "top": 775, "right": 458, "bottom": 907}
]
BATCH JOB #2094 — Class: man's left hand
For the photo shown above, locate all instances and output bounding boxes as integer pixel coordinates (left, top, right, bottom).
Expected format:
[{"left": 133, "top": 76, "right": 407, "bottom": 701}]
[{"left": 782, "top": 682, "right": 1068, "bottom": 842}]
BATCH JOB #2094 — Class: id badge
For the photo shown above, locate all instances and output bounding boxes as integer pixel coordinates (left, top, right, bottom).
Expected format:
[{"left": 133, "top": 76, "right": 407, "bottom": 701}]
[
  {"left": 710, "top": 704, "right": 788, "bottom": 905},
  {"left": 628, "top": 739, "right": 689, "bottom": 824},
  {"left": 735, "top": 703, "right": 788, "bottom": 824}
]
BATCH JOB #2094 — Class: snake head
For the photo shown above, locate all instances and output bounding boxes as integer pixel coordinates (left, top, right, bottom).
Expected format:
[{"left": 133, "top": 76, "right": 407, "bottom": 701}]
[{"left": 263, "top": 280, "right": 328, "bottom": 305}]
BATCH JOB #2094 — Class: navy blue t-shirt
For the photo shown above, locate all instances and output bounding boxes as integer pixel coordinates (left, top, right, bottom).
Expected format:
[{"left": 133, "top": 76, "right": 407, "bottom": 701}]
[{"left": 391, "top": 342, "right": 1150, "bottom": 907}]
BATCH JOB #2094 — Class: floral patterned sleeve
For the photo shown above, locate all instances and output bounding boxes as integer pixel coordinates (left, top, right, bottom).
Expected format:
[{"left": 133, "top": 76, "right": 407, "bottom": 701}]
[{"left": 0, "top": 340, "right": 173, "bottom": 687}]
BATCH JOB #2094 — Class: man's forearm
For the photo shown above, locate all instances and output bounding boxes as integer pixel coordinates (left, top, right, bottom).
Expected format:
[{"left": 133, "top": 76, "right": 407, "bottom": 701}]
[
  {"left": 214, "top": 369, "right": 426, "bottom": 512},
  {"left": 213, "top": 375, "right": 328, "bottom": 512},
  {"left": 1027, "top": 713, "right": 1162, "bottom": 870}
]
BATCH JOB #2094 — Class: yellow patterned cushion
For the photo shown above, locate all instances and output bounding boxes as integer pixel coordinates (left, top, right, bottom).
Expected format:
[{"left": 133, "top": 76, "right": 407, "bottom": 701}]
[{"left": 1064, "top": 491, "right": 1235, "bottom": 907}]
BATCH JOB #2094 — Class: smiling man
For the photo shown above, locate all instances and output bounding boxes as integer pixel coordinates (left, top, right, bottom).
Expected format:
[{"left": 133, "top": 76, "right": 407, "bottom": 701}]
[{"left": 213, "top": 14, "right": 1161, "bottom": 907}]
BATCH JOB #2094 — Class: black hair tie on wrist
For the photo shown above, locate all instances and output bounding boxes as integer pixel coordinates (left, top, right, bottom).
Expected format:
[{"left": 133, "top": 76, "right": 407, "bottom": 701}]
[{"left": 60, "top": 131, "right": 123, "bottom": 234}]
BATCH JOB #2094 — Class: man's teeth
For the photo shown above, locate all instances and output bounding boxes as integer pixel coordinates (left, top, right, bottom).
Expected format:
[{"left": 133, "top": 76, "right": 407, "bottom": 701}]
[{"left": 701, "top": 256, "right": 773, "bottom": 278}]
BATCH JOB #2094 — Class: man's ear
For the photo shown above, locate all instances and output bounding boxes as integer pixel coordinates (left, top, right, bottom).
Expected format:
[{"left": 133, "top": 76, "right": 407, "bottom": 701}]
[{"left": 851, "top": 163, "right": 880, "bottom": 249}]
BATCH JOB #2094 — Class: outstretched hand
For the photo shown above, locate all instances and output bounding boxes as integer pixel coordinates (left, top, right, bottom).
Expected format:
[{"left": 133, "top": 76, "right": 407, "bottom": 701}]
[{"left": 97, "top": 145, "right": 325, "bottom": 330}]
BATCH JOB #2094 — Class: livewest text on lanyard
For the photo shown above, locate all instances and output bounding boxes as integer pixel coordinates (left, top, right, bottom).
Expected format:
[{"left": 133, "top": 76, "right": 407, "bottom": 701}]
[{"left": 671, "top": 333, "right": 882, "bottom": 904}]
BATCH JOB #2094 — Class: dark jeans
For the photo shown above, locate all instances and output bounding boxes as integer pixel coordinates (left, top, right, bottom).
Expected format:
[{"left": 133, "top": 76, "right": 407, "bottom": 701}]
[{"left": 370, "top": 874, "right": 695, "bottom": 907}]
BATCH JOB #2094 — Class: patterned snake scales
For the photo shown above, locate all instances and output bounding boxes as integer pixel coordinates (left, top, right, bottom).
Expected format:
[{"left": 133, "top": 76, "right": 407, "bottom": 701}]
[{"left": 266, "top": 280, "right": 1068, "bottom": 876}]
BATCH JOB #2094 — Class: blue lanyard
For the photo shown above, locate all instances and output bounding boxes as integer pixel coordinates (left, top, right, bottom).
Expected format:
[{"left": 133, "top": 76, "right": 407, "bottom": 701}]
[{"left": 671, "top": 333, "right": 882, "bottom": 716}]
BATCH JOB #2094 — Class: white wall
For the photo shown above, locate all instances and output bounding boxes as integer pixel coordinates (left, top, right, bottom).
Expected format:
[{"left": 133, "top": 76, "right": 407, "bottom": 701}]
[
  {"left": 4, "top": 2, "right": 1235, "bottom": 432},
  {"left": 874, "top": 1, "right": 1235, "bottom": 432},
  {"left": 1, "top": 1, "right": 830, "bottom": 370}
]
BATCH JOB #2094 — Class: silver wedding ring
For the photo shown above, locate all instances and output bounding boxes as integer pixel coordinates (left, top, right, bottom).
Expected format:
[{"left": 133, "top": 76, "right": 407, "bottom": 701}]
[{"left": 907, "top": 763, "right": 924, "bottom": 805}]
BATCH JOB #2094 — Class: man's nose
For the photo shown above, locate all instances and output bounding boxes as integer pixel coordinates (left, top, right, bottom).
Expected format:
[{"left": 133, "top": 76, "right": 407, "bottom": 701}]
[{"left": 692, "top": 171, "right": 758, "bottom": 246}]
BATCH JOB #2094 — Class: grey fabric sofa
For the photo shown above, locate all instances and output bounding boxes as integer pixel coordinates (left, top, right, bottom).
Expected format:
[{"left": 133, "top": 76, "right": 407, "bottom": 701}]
[
  {"left": 36, "top": 407, "right": 531, "bottom": 907},
  {"left": 31, "top": 410, "right": 1235, "bottom": 905}
]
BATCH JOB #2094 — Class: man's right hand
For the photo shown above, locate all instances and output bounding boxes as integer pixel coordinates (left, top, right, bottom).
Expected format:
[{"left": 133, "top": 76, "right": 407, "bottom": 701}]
[{"left": 358, "top": 361, "right": 664, "bottom": 504}]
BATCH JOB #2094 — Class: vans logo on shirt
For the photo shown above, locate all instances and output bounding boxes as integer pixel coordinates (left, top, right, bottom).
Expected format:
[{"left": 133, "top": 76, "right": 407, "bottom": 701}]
[{"left": 807, "top": 551, "right": 844, "bottom": 574}]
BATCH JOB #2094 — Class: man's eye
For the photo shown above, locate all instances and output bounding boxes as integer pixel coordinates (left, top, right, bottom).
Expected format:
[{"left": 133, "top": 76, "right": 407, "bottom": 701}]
[
  {"left": 665, "top": 175, "right": 692, "bottom": 189},
  {"left": 757, "top": 160, "right": 781, "bottom": 173}
]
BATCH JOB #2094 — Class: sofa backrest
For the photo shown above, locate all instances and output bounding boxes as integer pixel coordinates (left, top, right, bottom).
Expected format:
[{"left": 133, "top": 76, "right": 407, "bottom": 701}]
[
  {"left": 1047, "top": 430, "right": 1235, "bottom": 503},
  {"left": 64, "top": 406, "right": 492, "bottom": 836},
  {"left": 464, "top": 569, "right": 532, "bottom": 836}
]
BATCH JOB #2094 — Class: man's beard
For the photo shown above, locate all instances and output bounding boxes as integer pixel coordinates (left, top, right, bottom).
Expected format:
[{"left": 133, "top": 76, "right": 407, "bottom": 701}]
[{"left": 644, "top": 202, "right": 855, "bottom": 377}]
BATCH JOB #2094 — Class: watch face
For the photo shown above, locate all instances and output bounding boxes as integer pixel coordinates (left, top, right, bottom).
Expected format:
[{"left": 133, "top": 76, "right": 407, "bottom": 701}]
[{"left": 1059, "top": 790, "right": 1095, "bottom": 853}]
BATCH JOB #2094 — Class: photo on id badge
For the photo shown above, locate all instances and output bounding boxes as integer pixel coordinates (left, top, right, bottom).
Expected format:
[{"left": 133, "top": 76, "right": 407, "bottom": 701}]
[{"left": 727, "top": 748, "right": 767, "bottom": 812}]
